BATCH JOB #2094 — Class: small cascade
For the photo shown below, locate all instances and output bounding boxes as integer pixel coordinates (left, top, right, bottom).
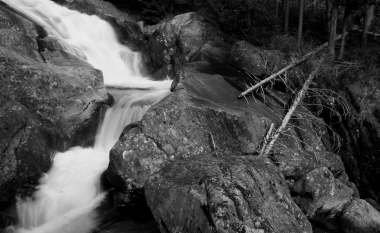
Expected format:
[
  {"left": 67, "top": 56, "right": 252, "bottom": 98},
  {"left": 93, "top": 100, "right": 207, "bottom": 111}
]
[{"left": 0, "top": 0, "right": 172, "bottom": 232}]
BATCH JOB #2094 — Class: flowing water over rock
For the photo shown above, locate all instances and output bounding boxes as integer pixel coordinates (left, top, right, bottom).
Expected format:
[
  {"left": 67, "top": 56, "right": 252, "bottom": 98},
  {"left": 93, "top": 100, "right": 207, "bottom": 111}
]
[
  {"left": 1, "top": 0, "right": 171, "bottom": 89},
  {"left": 13, "top": 90, "right": 168, "bottom": 233},
  {"left": 0, "top": 0, "right": 171, "bottom": 232}
]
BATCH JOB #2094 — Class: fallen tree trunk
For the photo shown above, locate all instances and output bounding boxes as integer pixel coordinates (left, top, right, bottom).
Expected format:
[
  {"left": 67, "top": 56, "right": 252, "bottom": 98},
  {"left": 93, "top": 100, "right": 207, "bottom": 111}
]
[
  {"left": 260, "top": 57, "right": 324, "bottom": 157},
  {"left": 239, "top": 35, "right": 341, "bottom": 98}
]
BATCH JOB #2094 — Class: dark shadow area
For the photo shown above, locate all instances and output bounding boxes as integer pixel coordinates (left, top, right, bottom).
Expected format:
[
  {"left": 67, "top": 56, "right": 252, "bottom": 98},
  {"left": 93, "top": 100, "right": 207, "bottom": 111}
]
[{"left": 95, "top": 190, "right": 159, "bottom": 233}]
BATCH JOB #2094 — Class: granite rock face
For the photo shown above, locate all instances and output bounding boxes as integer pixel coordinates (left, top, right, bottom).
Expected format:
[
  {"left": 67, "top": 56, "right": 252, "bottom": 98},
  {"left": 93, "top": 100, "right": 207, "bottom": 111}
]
[
  {"left": 145, "top": 156, "right": 312, "bottom": 233},
  {"left": 106, "top": 69, "right": 276, "bottom": 190}
]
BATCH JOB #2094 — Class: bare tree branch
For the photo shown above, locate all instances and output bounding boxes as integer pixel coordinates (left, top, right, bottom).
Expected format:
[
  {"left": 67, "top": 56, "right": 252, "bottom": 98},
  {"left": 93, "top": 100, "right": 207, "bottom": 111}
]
[
  {"left": 260, "top": 57, "right": 325, "bottom": 157},
  {"left": 239, "top": 35, "right": 341, "bottom": 98}
]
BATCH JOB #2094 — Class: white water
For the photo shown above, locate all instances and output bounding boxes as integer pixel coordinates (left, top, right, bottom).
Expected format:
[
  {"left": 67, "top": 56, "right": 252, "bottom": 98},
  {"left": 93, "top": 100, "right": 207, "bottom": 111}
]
[
  {"left": 0, "top": 0, "right": 171, "bottom": 232},
  {"left": 2, "top": 0, "right": 171, "bottom": 88},
  {"left": 12, "top": 90, "right": 168, "bottom": 233}
]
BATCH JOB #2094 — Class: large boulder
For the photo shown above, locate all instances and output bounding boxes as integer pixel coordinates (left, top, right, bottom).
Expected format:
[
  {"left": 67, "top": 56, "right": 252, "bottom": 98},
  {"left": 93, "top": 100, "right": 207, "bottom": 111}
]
[
  {"left": 145, "top": 156, "right": 312, "bottom": 233},
  {"left": 106, "top": 69, "right": 276, "bottom": 191},
  {"left": 339, "top": 198, "right": 380, "bottom": 233},
  {"left": 0, "top": 50, "right": 110, "bottom": 148},
  {"left": 292, "top": 167, "right": 354, "bottom": 231},
  {"left": 140, "top": 12, "right": 228, "bottom": 78}
]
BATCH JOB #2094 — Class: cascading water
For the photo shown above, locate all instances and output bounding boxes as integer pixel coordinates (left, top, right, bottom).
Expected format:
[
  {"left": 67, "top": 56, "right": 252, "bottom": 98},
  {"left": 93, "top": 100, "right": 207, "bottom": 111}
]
[
  {"left": 0, "top": 0, "right": 171, "bottom": 232},
  {"left": 1, "top": 0, "right": 171, "bottom": 89}
]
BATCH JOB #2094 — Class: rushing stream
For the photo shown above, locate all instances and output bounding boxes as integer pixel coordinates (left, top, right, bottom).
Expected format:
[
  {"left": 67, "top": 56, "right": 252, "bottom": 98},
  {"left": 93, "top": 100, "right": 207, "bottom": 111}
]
[{"left": 1, "top": 0, "right": 171, "bottom": 232}]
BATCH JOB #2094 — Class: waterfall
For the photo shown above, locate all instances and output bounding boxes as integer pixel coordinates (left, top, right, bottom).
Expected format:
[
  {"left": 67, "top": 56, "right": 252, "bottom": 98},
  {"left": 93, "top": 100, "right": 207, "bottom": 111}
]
[
  {"left": 0, "top": 0, "right": 171, "bottom": 232},
  {"left": 1, "top": 0, "right": 171, "bottom": 88},
  {"left": 13, "top": 90, "right": 168, "bottom": 233}
]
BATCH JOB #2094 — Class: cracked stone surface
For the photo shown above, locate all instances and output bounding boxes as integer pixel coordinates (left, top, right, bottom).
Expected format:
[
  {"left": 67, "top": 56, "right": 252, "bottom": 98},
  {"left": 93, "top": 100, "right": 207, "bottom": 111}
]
[{"left": 145, "top": 155, "right": 312, "bottom": 233}]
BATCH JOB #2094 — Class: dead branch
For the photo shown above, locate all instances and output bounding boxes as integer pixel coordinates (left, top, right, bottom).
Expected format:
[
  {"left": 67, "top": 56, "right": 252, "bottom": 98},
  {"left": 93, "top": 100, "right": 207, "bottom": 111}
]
[
  {"left": 260, "top": 123, "right": 275, "bottom": 156},
  {"left": 239, "top": 35, "right": 342, "bottom": 98},
  {"left": 260, "top": 57, "right": 325, "bottom": 157}
]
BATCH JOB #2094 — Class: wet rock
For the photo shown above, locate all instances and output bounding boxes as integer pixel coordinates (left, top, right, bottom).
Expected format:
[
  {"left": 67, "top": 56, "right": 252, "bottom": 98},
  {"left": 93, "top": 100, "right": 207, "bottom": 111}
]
[
  {"left": 339, "top": 198, "right": 380, "bottom": 233},
  {"left": 107, "top": 68, "right": 277, "bottom": 191},
  {"left": 0, "top": 3, "right": 43, "bottom": 62},
  {"left": 292, "top": 167, "right": 354, "bottom": 230},
  {"left": 37, "top": 33, "right": 93, "bottom": 68},
  {"left": 0, "top": 3, "right": 91, "bottom": 68},
  {"left": 0, "top": 94, "right": 52, "bottom": 206},
  {"left": 0, "top": 50, "right": 110, "bottom": 148},
  {"left": 145, "top": 156, "right": 312, "bottom": 233}
]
